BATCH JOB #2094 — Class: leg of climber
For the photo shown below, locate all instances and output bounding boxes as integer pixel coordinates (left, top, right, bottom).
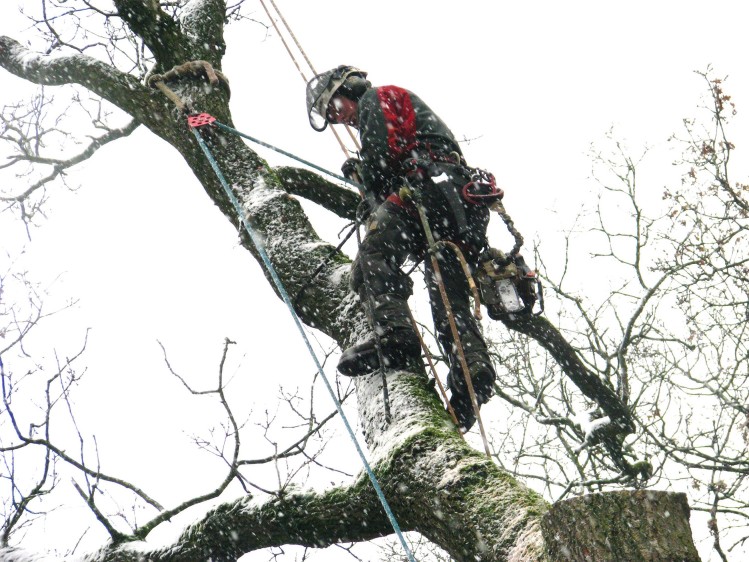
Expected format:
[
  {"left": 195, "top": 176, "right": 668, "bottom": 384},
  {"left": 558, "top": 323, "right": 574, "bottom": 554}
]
[
  {"left": 416, "top": 173, "right": 496, "bottom": 432},
  {"left": 426, "top": 246, "right": 496, "bottom": 432},
  {"left": 338, "top": 200, "right": 422, "bottom": 376}
]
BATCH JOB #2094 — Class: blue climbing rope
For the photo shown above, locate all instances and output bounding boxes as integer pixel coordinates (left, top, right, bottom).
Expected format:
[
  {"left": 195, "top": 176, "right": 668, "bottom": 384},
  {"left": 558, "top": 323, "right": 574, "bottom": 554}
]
[
  {"left": 189, "top": 124, "right": 417, "bottom": 562},
  {"left": 213, "top": 121, "right": 364, "bottom": 197}
]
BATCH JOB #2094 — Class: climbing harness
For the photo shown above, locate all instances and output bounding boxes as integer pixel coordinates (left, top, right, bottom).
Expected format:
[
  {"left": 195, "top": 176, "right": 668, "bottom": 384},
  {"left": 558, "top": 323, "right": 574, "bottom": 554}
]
[
  {"left": 449, "top": 167, "right": 542, "bottom": 320},
  {"left": 187, "top": 115, "right": 416, "bottom": 562}
]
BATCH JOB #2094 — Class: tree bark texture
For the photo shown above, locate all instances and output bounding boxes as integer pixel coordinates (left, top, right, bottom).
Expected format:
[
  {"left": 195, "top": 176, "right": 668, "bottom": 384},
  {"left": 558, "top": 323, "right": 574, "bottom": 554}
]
[
  {"left": 0, "top": 3, "right": 700, "bottom": 561},
  {"left": 541, "top": 491, "right": 701, "bottom": 562}
]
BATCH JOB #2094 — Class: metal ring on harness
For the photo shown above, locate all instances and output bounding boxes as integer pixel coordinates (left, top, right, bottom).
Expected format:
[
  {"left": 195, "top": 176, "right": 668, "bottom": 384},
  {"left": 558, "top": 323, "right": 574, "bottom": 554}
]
[{"left": 462, "top": 169, "right": 504, "bottom": 206}]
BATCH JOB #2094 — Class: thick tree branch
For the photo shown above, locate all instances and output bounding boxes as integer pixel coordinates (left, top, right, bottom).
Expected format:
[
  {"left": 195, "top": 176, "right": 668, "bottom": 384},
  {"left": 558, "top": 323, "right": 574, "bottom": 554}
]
[
  {"left": 86, "top": 371, "right": 551, "bottom": 562},
  {"left": 0, "top": 36, "right": 152, "bottom": 121},
  {"left": 180, "top": 0, "right": 228, "bottom": 66},
  {"left": 181, "top": 127, "right": 363, "bottom": 343},
  {"left": 275, "top": 166, "right": 360, "bottom": 221},
  {"left": 96, "top": 482, "right": 391, "bottom": 562},
  {"left": 112, "top": 0, "right": 227, "bottom": 71},
  {"left": 112, "top": 0, "right": 190, "bottom": 70}
]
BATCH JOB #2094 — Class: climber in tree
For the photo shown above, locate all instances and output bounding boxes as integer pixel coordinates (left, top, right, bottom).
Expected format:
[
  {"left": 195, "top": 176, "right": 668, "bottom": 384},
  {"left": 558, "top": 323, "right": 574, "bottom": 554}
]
[{"left": 306, "top": 66, "right": 499, "bottom": 431}]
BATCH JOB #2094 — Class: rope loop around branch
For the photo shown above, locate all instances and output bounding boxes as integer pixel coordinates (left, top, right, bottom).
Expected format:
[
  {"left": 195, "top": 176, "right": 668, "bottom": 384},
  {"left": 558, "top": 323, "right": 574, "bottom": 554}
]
[{"left": 146, "top": 60, "right": 231, "bottom": 98}]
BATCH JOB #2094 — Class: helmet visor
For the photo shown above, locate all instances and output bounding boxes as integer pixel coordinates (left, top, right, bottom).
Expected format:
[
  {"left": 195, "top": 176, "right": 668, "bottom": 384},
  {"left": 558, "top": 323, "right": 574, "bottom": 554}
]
[
  {"left": 305, "top": 66, "right": 368, "bottom": 132},
  {"left": 306, "top": 72, "right": 334, "bottom": 131}
]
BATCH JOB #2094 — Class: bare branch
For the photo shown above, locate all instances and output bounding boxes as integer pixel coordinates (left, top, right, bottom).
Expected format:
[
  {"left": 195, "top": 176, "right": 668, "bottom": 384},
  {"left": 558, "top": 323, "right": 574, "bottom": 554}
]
[{"left": 1, "top": 115, "right": 139, "bottom": 205}]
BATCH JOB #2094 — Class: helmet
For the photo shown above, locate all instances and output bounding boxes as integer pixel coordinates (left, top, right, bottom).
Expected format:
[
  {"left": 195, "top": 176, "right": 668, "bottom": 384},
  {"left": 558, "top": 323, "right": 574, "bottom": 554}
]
[{"left": 306, "top": 65, "right": 368, "bottom": 131}]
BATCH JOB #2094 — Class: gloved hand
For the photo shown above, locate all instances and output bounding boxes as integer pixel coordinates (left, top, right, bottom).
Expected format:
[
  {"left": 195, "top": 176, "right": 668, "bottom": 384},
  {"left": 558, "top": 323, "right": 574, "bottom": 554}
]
[
  {"left": 341, "top": 157, "right": 363, "bottom": 183},
  {"left": 356, "top": 197, "right": 374, "bottom": 222}
]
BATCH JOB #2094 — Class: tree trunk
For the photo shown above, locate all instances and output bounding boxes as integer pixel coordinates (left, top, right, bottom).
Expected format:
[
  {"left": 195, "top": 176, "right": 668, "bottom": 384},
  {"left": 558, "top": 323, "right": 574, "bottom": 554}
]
[
  {"left": 0, "top": 3, "right": 702, "bottom": 560},
  {"left": 541, "top": 490, "right": 701, "bottom": 562}
]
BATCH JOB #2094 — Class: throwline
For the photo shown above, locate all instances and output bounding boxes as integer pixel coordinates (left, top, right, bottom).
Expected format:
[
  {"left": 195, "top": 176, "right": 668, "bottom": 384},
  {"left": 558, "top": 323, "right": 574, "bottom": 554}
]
[{"left": 186, "top": 113, "right": 418, "bottom": 562}]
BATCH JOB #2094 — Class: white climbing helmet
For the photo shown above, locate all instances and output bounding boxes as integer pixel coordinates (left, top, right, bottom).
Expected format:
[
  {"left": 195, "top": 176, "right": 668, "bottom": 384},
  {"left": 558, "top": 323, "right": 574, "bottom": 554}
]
[{"left": 306, "top": 65, "right": 368, "bottom": 131}]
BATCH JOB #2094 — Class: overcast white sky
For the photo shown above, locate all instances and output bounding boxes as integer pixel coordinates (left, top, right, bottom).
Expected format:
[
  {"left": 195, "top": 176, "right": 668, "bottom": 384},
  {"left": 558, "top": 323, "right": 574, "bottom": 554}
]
[{"left": 1, "top": 1, "right": 749, "bottom": 560}]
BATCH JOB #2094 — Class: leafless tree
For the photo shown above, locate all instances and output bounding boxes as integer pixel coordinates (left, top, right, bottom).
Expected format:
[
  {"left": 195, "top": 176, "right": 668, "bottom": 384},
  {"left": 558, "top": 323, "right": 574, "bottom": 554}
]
[
  {"left": 476, "top": 70, "right": 748, "bottom": 560},
  {"left": 3, "top": 2, "right": 743, "bottom": 561}
]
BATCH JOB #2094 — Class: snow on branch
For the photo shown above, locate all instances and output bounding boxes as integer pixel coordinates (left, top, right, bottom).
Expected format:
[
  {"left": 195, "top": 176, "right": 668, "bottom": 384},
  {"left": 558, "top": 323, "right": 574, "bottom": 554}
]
[
  {"left": 85, "top": 482, "right": 391, "bottom": 562},
  {"left": 275, "top": 166, "right": 360, "bottom": 221},
  {"left": 0, "top": 114, "right": 139, "bottom": 214},
  {"left": 0, "top": 36, "right": 149, "bottom": 118},
  {"left": 180, "top": 0, "right": 228, "bottom": 64},
  {"left": 113, "top": 0, "right": 189, "bottom": 70}
]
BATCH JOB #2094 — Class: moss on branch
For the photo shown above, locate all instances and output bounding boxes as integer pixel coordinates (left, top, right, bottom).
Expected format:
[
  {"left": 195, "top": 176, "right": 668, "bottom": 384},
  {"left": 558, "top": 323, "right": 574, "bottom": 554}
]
[
  {"left": 97, "top": 480, "right": 392, "bottom": 562},
  {"left": 275, "top": 166, "right": 360, "bottom": 221}
]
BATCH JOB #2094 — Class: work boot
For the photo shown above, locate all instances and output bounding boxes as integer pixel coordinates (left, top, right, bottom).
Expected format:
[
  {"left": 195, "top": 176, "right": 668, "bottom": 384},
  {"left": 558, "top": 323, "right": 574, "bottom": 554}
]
[
  {"left": 338, "top": 292, "right": 420, "bottom": 376},
  {"left": 448, "top": 361, "right": 495, "bottom": 432},
  {"left": 337, "top": 328, "right": 421, "bottom": 376}
]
